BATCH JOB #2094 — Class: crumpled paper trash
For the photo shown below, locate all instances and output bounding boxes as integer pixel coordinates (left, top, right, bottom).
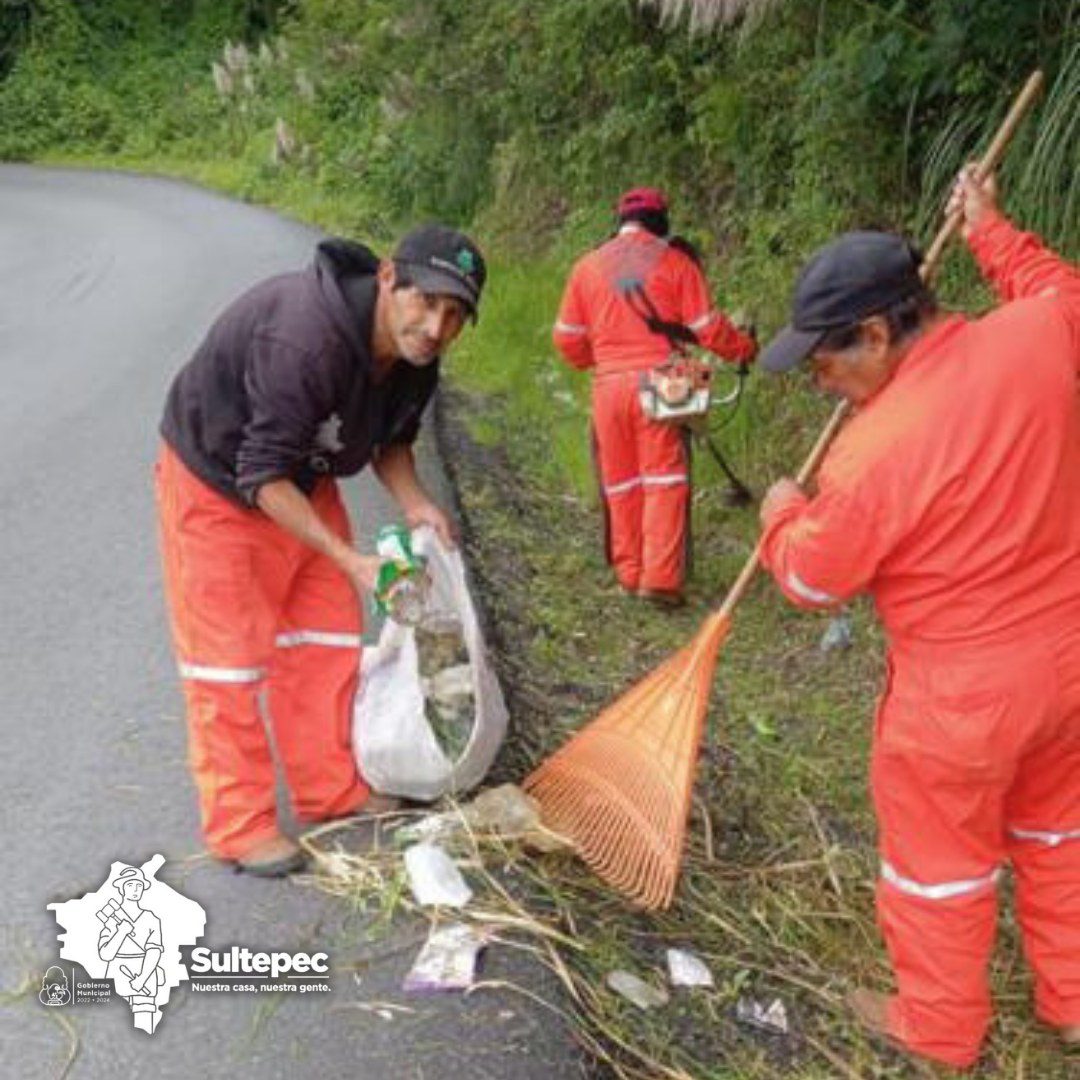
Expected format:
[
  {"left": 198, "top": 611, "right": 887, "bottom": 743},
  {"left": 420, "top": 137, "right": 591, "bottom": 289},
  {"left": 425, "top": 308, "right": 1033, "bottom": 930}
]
[
  {"left": 735, "top": 995, "right": 789, "bottom": 1034},
  {"left": 403, "top": 842, "right": 472, "bottom": 908},
  {"left": 819, "top": 612, "right": 853, "bottom": 653},
  {"left": 666, "top": 947, "right": 715, "bottom": 988},
  {"left": 396, "top": 784, "right": 569, "bottom": 853}
]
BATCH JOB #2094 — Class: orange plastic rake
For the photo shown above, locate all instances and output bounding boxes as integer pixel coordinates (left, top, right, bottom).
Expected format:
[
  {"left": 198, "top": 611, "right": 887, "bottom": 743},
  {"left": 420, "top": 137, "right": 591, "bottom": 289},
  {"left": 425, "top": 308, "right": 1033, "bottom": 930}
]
[{"left": 525, "top": 71, "right": 1044, "bottom": 910}]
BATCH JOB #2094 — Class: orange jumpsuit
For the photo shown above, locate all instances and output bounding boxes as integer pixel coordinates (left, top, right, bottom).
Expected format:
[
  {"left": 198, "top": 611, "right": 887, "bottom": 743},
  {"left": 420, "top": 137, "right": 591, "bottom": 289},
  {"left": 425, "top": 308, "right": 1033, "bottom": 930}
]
[
  {"left": 553, "top": 225, "right": 754, "bottom": 592},
  {"left": 761, "top": 211, "right": 1080, "bottom": 1067}
]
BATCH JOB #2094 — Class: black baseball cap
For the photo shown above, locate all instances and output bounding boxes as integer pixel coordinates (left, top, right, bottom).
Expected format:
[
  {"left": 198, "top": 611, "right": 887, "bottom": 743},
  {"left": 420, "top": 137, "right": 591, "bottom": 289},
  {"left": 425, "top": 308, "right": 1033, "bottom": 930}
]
[
  {"left": 760, "top": 231, "right": 923, "bottom": 373},
  {"left": 393, "top": 224, "right": 486, "bottom": 320}
]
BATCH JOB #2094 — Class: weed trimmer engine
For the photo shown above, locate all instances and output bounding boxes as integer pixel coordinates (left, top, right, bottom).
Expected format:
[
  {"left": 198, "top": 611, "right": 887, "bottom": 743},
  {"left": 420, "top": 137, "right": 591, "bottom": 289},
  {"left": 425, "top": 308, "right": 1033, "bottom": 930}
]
[{"left": 638, "top": 353, "right": 713, "bottom": 425}]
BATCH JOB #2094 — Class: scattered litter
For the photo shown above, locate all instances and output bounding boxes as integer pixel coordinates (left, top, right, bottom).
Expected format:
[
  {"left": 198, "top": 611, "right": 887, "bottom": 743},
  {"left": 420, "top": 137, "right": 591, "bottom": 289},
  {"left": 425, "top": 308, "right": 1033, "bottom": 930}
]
[
  {"left": 606, "top": 970, "right": 670, "bottom": 1010},
  {"left": 819, "top": 612, "right": 853, "bottom": 653},
  {"left": 666, "top": 948, "right": 715, "bottom": 988},
  {"left": 403, "top": 843, "right": 473, "bottom": 908},
  {"left": 735, "top": 996, "right": 789, "bottom": 1035},
  {"left": 403, "top": 923, "right": 488, "bottom": 993},
  {"left": 395, "top": 784, "right": 570, "bottom": 853}
]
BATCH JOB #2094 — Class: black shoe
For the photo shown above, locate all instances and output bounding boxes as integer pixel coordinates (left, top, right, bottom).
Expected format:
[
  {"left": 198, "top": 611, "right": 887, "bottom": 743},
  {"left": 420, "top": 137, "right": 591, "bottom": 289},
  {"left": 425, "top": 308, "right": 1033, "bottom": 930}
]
[
  {"left": 233, "top": 836, "right": 308, "bottom": 877},
  {"left": 637, "top": 587, "right": 686, "bottom": 608}
]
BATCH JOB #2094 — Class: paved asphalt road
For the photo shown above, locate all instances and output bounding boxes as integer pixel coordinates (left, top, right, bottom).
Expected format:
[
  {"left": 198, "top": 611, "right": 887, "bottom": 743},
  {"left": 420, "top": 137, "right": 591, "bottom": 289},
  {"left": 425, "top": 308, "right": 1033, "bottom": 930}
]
[{"left": 0, "top": 166, "right": 583, "bottom": 1080}]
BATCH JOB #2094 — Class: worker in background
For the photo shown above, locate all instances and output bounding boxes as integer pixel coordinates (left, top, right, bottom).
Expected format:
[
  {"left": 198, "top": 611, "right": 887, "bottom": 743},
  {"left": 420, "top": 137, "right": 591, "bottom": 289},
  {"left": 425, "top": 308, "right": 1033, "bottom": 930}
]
[
  {"left": 155, "top": 225, "right": 485, "bottom": 876},
  {"left": 552, "top": 188, "right": 756, "bottom": 605},
  {"left": 757, "top": 167, "right": 1080, "bottom": 1069}
]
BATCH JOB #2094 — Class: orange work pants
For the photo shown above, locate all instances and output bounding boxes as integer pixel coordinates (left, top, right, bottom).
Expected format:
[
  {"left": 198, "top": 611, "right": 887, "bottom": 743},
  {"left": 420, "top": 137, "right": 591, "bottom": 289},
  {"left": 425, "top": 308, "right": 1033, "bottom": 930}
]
[
  {"left": 871, "top": 626, "right": 1080, "bottom": 1067},
  {"left": 591, "top": 371, "right": 689, "bottom": 592},
  {"left": 154, "top": 444, "right": 367, "bottom": 859}
]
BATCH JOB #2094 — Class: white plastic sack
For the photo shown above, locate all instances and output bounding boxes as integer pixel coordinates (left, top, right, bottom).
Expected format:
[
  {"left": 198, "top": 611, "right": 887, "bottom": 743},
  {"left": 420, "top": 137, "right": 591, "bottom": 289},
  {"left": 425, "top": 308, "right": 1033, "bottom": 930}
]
[{"left": 353, "top": 525, "right": 509, "bottom": 801}]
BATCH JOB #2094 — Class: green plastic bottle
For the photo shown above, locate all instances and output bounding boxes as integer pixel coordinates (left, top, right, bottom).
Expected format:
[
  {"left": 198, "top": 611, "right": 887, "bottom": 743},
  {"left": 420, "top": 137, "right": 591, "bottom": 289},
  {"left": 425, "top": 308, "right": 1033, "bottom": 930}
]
[{"left": 373, "top": 525, "right": 430, "bottom": 626}]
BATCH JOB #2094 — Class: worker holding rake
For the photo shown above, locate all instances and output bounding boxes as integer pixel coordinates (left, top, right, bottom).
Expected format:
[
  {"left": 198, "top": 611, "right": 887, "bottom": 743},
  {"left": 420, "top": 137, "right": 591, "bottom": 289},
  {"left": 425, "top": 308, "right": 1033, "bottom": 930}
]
[{"left": 756, "top": 167, "right": 1080, "bottom": 1068}]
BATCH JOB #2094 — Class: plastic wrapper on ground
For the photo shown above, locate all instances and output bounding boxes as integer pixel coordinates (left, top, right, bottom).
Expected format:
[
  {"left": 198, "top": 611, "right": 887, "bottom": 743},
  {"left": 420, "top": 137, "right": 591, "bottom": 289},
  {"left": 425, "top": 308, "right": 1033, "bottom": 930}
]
[{"left": 402, "top": 923, "right": 488, "bottom": 994}]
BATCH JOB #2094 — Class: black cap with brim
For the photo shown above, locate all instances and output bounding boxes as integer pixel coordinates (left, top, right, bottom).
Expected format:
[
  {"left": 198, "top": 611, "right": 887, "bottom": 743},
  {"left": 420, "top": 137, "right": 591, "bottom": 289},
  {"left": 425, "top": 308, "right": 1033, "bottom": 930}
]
[
  {"left": 760, "top": 325, "right": 827, "bottom": 373},
  {"left": 397, "top": 262, "right": 481, "bottom": 321},
  {"left": 761, "top": 230, "right": 924, "bottom": 374}
]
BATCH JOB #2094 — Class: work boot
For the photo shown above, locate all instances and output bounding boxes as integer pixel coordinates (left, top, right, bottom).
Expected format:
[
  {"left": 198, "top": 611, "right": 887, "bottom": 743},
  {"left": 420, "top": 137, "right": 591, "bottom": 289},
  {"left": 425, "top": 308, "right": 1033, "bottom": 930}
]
[
  {"left": 848, "top": 988, "right": 891, "bottom": 1037},
  {"left": 848, "top": 988, "right": 913, "bottom": 1058},
  {"left": 851, "top": 988, "right": 980, "bottom": 1071},
  {"left": 233, "top": 835, "right": 308, "bottom": 878},
  {"left": 637, "top": 587, "right": 685, "bottom": 608}
]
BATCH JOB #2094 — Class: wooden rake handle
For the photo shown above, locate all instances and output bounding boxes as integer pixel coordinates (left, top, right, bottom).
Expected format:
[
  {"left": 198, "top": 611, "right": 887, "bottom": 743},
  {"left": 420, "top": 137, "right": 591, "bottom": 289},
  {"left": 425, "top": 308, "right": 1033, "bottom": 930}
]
[{"left": 716, "top": 69, "right": 1045, "bottom": 622}]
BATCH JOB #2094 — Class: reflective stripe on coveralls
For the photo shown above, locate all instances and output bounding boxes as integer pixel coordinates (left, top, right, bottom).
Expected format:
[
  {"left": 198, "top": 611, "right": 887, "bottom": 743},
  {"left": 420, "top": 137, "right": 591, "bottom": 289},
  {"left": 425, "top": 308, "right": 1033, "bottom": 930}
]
[
  {"left": 275, "top": 630, "right": 364, "bottom": 649},
  {"left": 178, "top": 662, "right": 264, "bottom": 684},
  {"left": 1009, "top": 826, "right": 1080, "bottom": 847},
  {"left": 784, "top": 571, "right": 838, "bottom": 608},
  {"left": 602, "top": 472, "right": 689, "bottom": 497},
  {"left": 178, "top": 632, "right": 362, "bottom": 680},
  {"left": 155, "top": 443, "right": 368, "bottom": 859}
]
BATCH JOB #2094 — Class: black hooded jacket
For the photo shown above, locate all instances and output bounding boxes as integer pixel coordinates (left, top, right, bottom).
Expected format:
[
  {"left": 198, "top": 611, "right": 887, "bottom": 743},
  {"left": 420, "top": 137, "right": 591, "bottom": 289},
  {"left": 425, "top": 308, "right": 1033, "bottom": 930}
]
[{"left": 160, "top": 239, "right": 439, "bottom": 507}]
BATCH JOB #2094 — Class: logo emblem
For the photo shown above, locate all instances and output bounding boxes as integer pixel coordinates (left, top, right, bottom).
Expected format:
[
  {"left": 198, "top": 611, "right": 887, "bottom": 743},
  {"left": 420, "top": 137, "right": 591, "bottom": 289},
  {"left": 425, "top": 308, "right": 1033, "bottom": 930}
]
[
  {"left": 455, "top": 248, "right": 476, "bottom": 276},
  {"left": 47, "top": 855, "right": 206, "bottom": 1034},
  {"left": 39, "top": 966, "right": 70, "bottom": 1006}
]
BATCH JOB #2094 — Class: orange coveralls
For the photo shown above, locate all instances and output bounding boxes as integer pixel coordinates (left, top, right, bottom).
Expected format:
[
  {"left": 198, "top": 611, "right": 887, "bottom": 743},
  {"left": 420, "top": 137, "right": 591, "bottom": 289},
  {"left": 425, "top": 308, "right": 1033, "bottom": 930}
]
[
  {"left": 553, "top": 225, "right": 754, "bottom": 592},
  {"left": 155, "top": 445, "right": 367, "bottom": 859},
  {"left": 761, "top": 211, "right": 1080, "bottom": 1067}
]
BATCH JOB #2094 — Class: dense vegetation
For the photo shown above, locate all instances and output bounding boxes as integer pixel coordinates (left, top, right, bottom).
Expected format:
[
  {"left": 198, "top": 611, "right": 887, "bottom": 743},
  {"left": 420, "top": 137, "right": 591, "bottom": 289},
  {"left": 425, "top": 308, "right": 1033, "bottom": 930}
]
[
  {"left": 4, "top": 3, "right": 1079, "bottom": 1076},
  {"left": 2, "top": 1, "right": 1076, "bottom": 255}
]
